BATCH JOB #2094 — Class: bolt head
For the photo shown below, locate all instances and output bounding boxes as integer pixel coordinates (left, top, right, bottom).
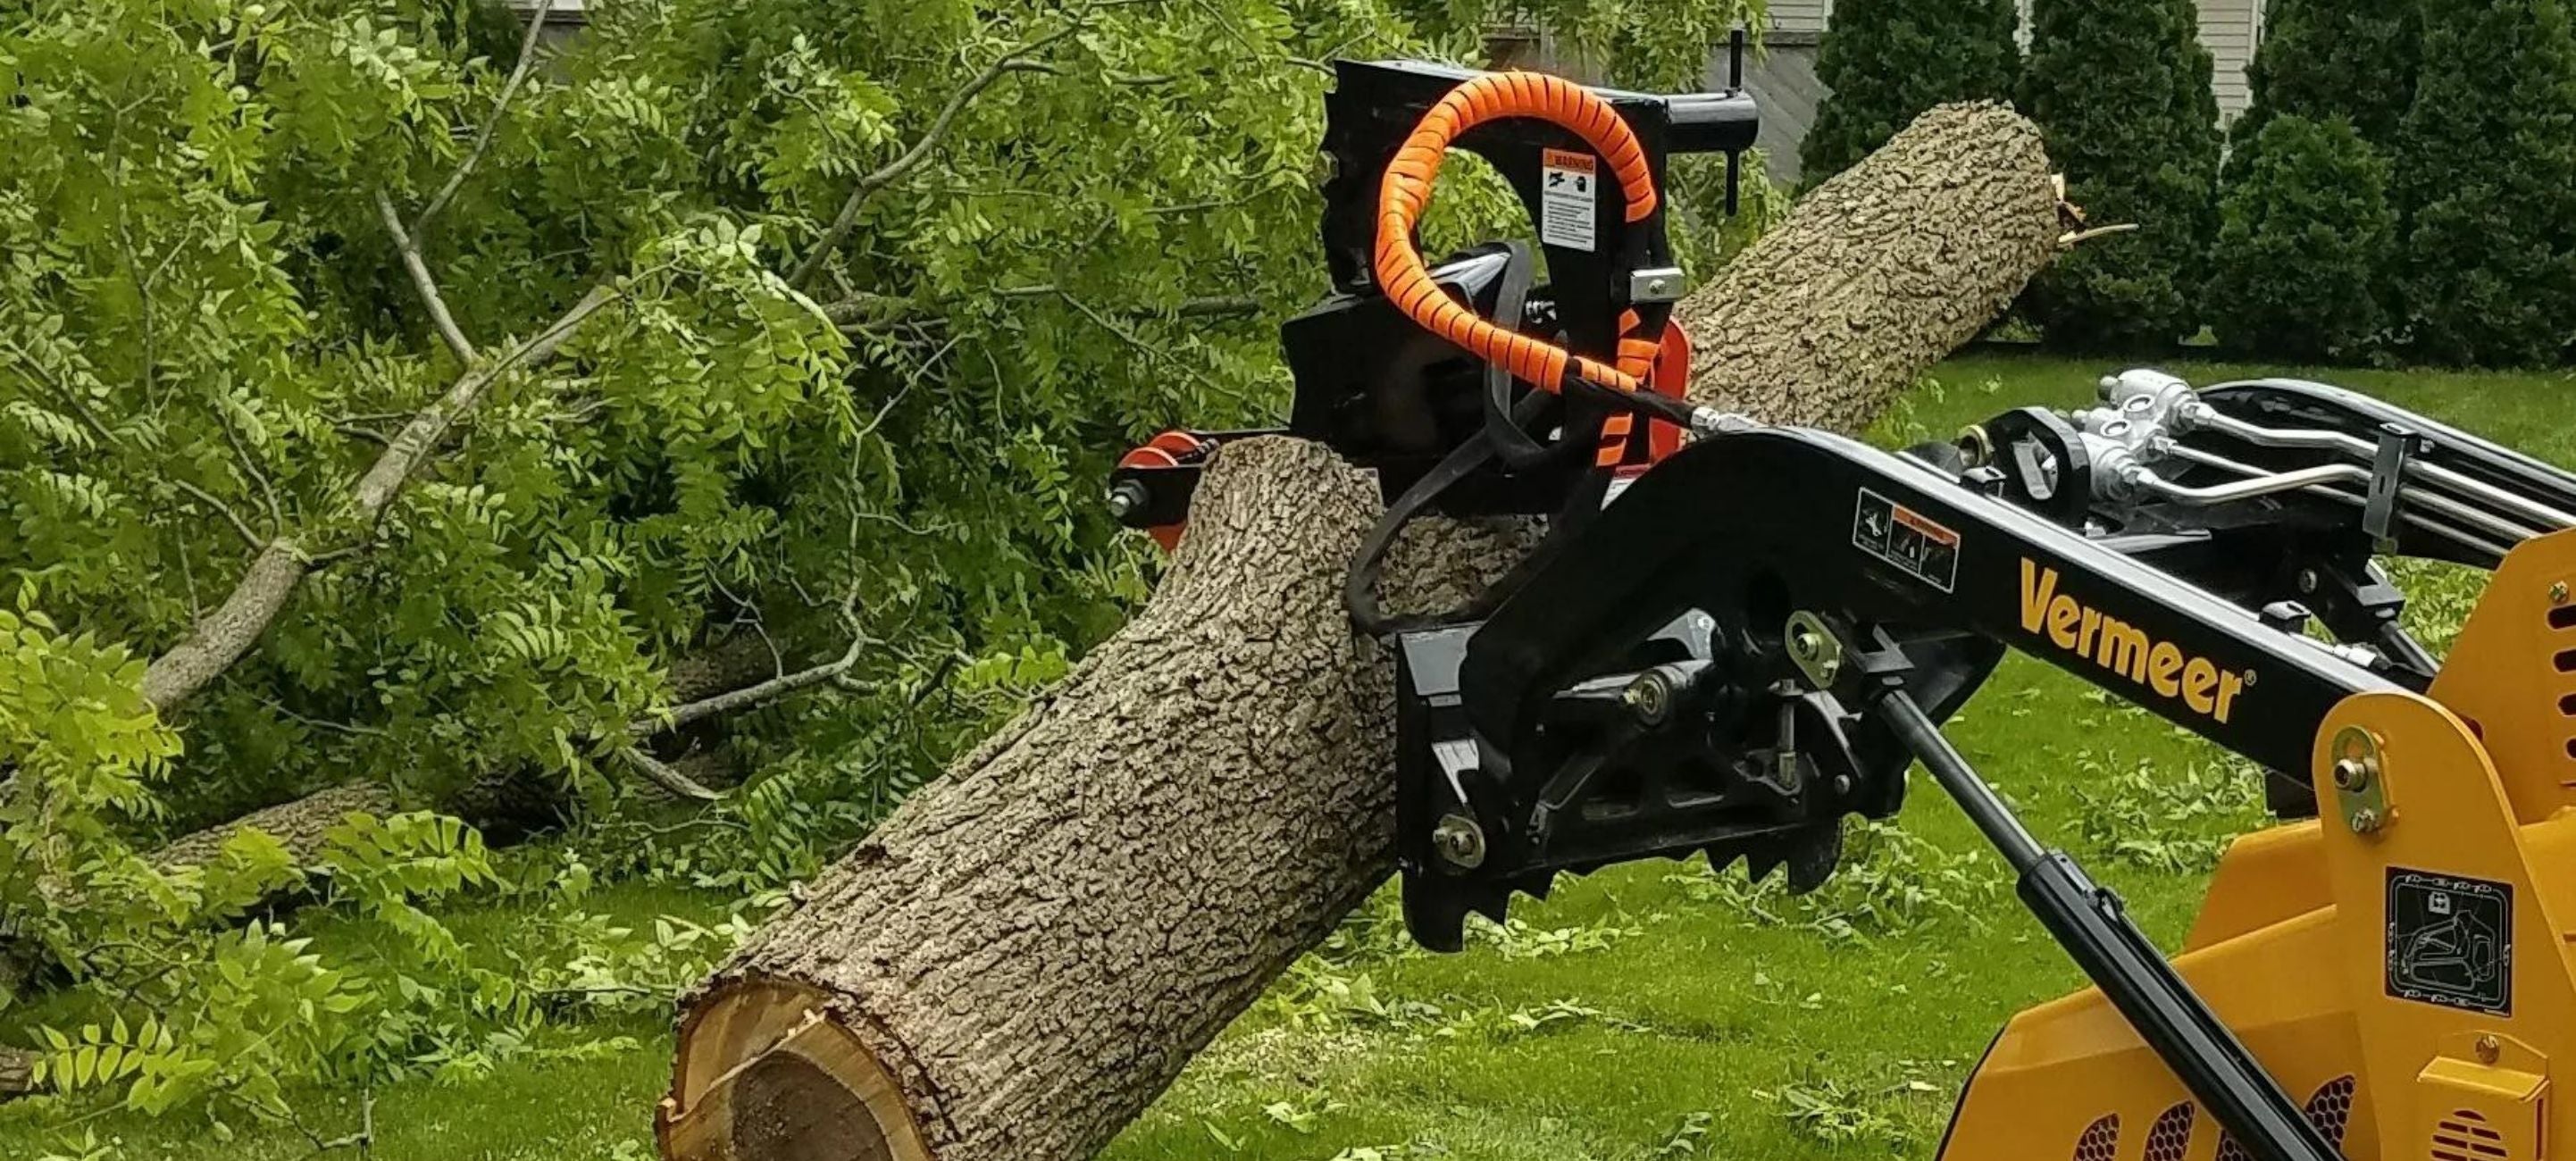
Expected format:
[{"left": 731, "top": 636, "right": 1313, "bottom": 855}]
[
  {"left": 2350, "top": 807, "right": 2384, "bottom": 833},
  {"left": 1106, "top": 480, "right": 1149, "bottom": 521},
  {"left": 2554, "top": 581, "right": 2570, "bottom": 606},
  {"left": 2476, "top": 1033, "right": 2503, "bottom": 1064},
  {"left": 1431, "top": 814, "right": 1486, "bottom": 869},
  {"left": 2297, "top": 569, "right": 2320, "bottom": 595},
  {"left": 1622, "top": 672, "right": 1672, "bottom": 723},
  {"left": 2332, "top": 757, "right": 2373, "bottom": 792}
]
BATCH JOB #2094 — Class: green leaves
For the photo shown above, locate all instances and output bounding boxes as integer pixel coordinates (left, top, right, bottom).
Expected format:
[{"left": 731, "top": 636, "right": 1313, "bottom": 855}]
[
  {"left": 1802, "top": 0, "right": 2020, "bottom": 184},
  {"left": 2392, "top": 0, "right": 2576, "bottom": 367},
  {"left": 2208, "top": 114, "right": 2396, "bottom": 363},
  {"left": 0, "top": 0, "right": 1762, "bottom": 1131},
  {"left": 2020, "top": 0, "right": 2223, "bottom": 350},
  {"left": 264, "top": 10, "right": 469, "bottom": 180}
]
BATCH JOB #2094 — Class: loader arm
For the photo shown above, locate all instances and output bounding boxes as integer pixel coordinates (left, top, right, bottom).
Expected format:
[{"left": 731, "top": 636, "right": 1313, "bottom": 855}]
[{"left": 1109, "top": 59, "right": 2576, "bottom": 1161}]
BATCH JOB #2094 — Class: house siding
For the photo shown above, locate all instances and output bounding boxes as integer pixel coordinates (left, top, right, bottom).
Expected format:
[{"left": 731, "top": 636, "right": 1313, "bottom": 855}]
[
  {"left": 1738, "top": 0, "right": 2264, "bottom": 183},
  {"left": 2199, "top": 0, "right": 2264, "bottom": 121},
  {"left": 1769, "top": 0, "right": 1836, "bottom": 36},
  {"left": 1737, "top": 39, "right": 1829, "bottom": 181}
]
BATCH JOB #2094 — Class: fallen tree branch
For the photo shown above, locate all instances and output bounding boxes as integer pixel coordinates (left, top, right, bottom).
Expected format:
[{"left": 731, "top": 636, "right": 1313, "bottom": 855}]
[
  {"left": 825, "top": 288, "right": 1266, "bottom": 336},
  {"left": 2062, "top": 221, "right": 2143, "bottom": 247},
  {"left": 661, "top": 102, "right": 2068, "bottom": 1161},
  {"left": 616, "top": 746, "right": 724, "bottom": 803},
  {"left": 414, "top": 0, "right": 556, "bottom": 232},
  {"left": 786, "top": 16, "right": 1097, "bottom": 288},
  {"left": 375, "top": 190, "right": 478, "bottom": 363},
  {"left": 0, "top": 1046, "right": 35, "bottom": 1101},
  {"left": 640, "top": 631, "right": 867, "bottom": 736},
  {"left": 149, "top": 782, "right": 400, "bottom": 876},
  {"left": 170, "top": 477, "right": 268, "bottom": 551},
  {"left": 142, "top": 283, "right": 620, "bottom": 713}
]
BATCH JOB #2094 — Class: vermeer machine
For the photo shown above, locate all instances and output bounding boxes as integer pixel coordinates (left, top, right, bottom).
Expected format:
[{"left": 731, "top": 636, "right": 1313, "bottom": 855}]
[{"left": 1112, "top": 59, "right": 2576, "bottom": 1161}]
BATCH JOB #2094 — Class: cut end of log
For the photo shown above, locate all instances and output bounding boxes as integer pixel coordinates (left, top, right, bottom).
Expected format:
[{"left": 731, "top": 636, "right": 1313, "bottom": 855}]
[
  {"left": 659, "top": 106, "right": 2065, "bottom": 1160},
  {"left": 660, "top": 981, "right": 932, "bottom": 1161}
]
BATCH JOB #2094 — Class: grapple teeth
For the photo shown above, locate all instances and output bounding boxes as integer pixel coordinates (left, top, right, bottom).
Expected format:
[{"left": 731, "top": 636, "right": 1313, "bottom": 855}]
[
  {"left": 1785, "top": 823, "right": 1845, "bottom": 895},
  {"left": 1401, "top": 882, "right": 1470, "bottom": 953}
]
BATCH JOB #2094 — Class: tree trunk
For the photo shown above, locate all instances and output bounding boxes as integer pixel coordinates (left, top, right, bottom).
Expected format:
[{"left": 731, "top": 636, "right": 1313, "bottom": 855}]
[
  {"left": 0, "top": 1047, "right": 32, "bottom": 1099},
  {"left": 1679, "top": 101, "right": 2061, "bottom": 425},
  {"left": 660, "top": 102, "right": 2063, "bottom": 1161},
  {"left": 148, "top": 782, "right": 401, "bottom": 875}
]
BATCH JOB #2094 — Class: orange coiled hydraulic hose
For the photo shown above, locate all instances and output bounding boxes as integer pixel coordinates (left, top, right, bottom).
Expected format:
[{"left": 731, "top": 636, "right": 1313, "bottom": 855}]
[{"left": 1374, "top": 71, "right": 1662, "bottom": 397}]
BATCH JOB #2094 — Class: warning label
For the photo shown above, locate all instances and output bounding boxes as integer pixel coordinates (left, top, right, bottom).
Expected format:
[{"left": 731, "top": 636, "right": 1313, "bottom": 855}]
[
  {"left": 1541, "top": 148, "right": 1597, "bottom": 252},
  {"left": 1853, "top": 489, "right": 1961, "bottom": 592},
  {"left": 2387, "top": 868, "right": 2513, "bottom": 1016}
]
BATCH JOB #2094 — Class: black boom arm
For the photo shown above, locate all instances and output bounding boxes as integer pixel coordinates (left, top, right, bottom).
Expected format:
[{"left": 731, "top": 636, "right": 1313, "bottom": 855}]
[{"left": 1465, "top": 427, "right": 2396, "bottom": 781}]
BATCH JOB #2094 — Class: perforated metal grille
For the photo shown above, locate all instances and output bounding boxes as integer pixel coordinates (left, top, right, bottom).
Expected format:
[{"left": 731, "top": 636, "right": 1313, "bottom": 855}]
[
  {"left": 2072, "top": 1114, "right": 2120, "bottom": 1161},
  {"left": 2432, "top": 1107, "right": 2511, "bottom": 1161},
  {"left": 2212, "top": 1075, "right": 2359, "bottom": 1161},
  {"left": 2305, "top": 1075, "right": 2357, "bottom": 1148},
  {"left": 2549, "top": 599, "right": 2576, "bottom": 764},
  {"left": 2145, "top": 1103, "right": 2195, "bottom": 1161}
]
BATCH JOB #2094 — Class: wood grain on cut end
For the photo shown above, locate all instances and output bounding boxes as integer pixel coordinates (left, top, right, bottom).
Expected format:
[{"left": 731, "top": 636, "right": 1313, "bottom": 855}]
[
  {"left": 661, "top": 981, "right": 931, "bottom": 1161},
  {"left": 665, "top": 106, "right": 2064, "bottom": 1161},
  {"left": 731, "top": 1053, "right": 892, "bottom": 1161},
  {"left": 668, "top": 439, "right": 1397, "bottom": 1161}
]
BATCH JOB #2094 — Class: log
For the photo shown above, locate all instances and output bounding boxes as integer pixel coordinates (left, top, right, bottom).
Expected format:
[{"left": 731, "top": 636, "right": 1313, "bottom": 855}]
[
  {"left": 1679, "top": 101, "right": 2061, "bottom": 425},
  {"left": 660, "top": 101, "right": 2064, "bottom": 1161},
  {"left": 0, "top": 782, "right": 402, "bottom": 1006},
  {"left": 148, "top": 782, "right": 400, "bottom": 875},
  {"left": 0, "top": 1047, "right": 32, "bottom": 1100}
]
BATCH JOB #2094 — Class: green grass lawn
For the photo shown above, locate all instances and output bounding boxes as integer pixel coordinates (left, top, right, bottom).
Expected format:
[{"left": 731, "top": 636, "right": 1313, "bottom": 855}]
[{"left": 2, "top": 352, "right": 2567, "bottom": 1161}]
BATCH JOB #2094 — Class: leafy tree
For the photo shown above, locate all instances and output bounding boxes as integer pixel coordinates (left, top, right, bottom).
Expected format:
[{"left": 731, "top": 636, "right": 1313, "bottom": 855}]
[
  {"left": 1800, "top": 0, "right": 2020, "bottom": 183},
  {"left": 2391, "top": 0, "right": 2576, "bottom": 367},
  {"left": 0, "top": 0, "right": 1761, "bottom": 1129},
  {"left": 2208, "top": 0, "right": 2417, "bottom": 362},
  {"left": 2230, "top": 0, "right": 2421, "bottom": 156},
  {"left": 2207, "top": 115, "right": 2396, "bottom": 362},
  {"left": 2019, "top": 0, "right": 2222, "bottom": 351}
]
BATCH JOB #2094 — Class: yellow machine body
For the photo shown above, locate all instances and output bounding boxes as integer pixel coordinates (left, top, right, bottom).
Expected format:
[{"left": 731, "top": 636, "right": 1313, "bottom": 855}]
[{"left": 1943, "top": 530, "right": 2576, "bottom": 1161}]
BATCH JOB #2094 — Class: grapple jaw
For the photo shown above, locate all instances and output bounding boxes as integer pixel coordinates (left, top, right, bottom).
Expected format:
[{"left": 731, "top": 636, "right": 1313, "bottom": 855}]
[{"left": 1391, "top": 596, "right": 2001, "bottom": 951}]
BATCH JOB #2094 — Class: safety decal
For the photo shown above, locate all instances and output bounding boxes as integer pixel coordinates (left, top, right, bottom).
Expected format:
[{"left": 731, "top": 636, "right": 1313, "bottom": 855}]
[
  {"left": 2387, "top": 868, "right": 2513, "bottom": 1016},
  {"left": 1540, "top": 149, "right": 1598, "bottom": 253},
  {"left": 1853, "top": 489, "right": 1960, "bottom": 592}
]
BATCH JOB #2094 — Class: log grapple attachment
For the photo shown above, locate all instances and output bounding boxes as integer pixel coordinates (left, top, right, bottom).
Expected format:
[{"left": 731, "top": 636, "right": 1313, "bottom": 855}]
[{"left": 1116, "top": 60, "right": 2576, "bottom": 1161}]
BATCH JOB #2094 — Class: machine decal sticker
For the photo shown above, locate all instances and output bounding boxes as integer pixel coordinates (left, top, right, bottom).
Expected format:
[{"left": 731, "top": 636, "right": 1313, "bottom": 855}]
[
  {"left": 1853, "top": 489, "right": 1960, "bottom": 592},
  {"left": 2387, "top": 868, "right": 2513, "bottom": 1015},
  {"left": 2018, "top": 559, "right": 2250, "bottom": 725},
  {"left": 1540, "top": 149, "right": 1598, "bottom": 252}
]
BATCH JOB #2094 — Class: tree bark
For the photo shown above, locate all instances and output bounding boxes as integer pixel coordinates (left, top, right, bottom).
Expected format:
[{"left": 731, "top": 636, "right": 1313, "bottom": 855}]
[
  {"left": 140, "top": 285, "right": 618, "bottom": 714},
  {"left": 147, "top": 782, "right": 400, "bottom": 875},
  {"left": 1678, "top": 101, "right": 2061, "bottom": 425},
  {"left": 0, "top": 1047, "right": 32, "bottom": 1099},
  {"left": 659, "top": 102, "right": 2064, "bottom": 1161}
]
